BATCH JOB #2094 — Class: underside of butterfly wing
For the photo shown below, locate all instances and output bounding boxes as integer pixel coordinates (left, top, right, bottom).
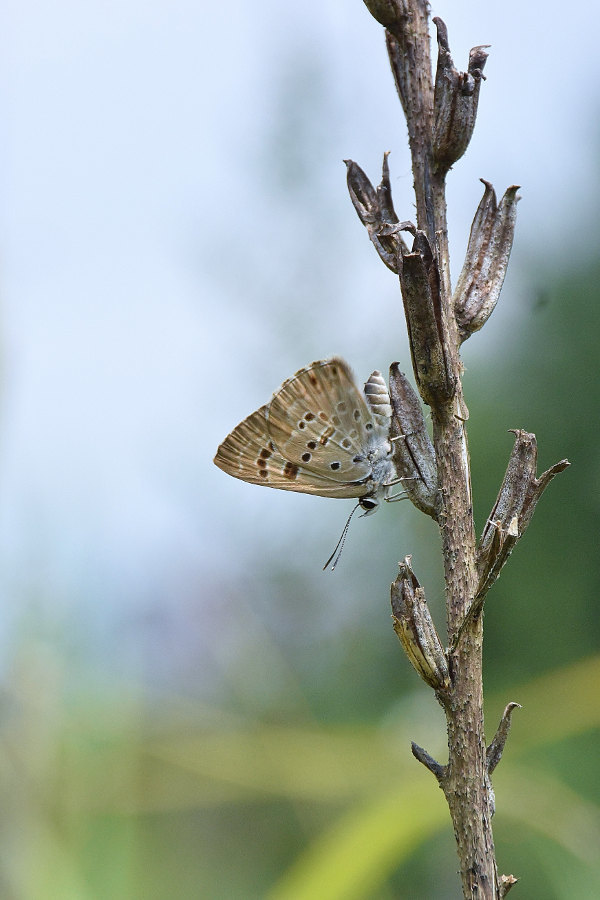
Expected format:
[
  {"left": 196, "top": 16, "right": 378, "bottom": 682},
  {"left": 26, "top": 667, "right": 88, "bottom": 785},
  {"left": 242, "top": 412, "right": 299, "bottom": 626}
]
[
  {"left": 266, "top": 358, "right": 377, "bottom": 484},
  {"left": 214, "top": 405, "right": 371, "bottom": 497}
]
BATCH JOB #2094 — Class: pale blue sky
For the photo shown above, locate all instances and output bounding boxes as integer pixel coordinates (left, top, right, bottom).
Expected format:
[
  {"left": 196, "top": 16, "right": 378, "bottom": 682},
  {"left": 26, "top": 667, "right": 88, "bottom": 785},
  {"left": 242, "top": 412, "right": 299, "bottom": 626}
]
[{"left": 1, "top": 0, "right": 598, "bottom": 669}]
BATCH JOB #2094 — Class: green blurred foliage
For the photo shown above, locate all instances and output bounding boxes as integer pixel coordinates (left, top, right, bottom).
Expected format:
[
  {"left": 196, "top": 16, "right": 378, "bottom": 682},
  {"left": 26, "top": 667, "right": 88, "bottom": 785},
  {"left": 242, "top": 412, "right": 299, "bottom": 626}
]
[
  {"left": 467, "top": 259, "right": 600, "bottom": 687},
  {"left": 2, "top": 254, "right": 599, "bottom": 898}
]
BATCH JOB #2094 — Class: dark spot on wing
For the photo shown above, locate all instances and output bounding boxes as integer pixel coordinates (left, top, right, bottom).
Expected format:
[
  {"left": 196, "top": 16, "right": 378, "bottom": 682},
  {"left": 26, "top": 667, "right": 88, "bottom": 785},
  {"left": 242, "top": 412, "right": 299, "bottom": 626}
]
[
  {"left": 305, "top": 412, "right": 315, "bottom": 421},
  {"left": 301, "top": 452, "right": 311, "bottom": 462},
  {"left": 259, "top": 448, "right": 271, "bottom": 459},
  {"left": 342, "top": 438, "right": 351, "bottom": 449},
  {"left": 330, "top": 461, "right": 341, "bottom": 471},
  {"left": 259, "top": 469, "right": 268, "bottom": 479},
  {"left": 365, "top": 423, "right": 374, "bottom": 431},
  {"left": 337, "top": 401, "right": 347, "bottom": 412},
  {"left": 307, "top": 441, "right": 317, "bottom": 450},
  {"left": 353, "top": 409, "right": 360, "bottom": 420},
  {"left": 283, "top": 462, "right": 299, "bottom": 480},
  {"left": 298, "top": 421, "right": 306, "bottom": 429}
]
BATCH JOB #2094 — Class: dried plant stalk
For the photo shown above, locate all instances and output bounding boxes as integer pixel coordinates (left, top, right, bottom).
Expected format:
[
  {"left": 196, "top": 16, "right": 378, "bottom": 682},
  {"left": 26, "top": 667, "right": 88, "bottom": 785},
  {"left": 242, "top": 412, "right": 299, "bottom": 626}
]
[{"left": 353, "top": 2, "right": 569, "bottom": 896}]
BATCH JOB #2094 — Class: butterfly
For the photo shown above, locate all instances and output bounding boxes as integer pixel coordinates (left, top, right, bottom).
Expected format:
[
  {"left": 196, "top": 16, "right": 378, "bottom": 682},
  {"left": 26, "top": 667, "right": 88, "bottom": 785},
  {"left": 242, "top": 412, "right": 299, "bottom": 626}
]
[{"left": 214, "top": 358, "right": 401, "bottom": 515}]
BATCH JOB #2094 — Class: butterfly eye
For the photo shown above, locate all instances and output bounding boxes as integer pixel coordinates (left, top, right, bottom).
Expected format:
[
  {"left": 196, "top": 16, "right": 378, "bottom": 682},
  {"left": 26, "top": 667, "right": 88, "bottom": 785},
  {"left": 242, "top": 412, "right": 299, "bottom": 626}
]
[{"left": 359, "top": 497, "right": 379, "bottom": 515}]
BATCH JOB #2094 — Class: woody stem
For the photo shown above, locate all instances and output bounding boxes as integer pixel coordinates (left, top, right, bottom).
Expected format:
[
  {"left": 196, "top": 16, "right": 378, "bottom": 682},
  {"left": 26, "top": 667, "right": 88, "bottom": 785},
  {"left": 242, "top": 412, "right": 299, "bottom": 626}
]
[{"left": 384, "top": 0, "right": 501, "bottom": 894}]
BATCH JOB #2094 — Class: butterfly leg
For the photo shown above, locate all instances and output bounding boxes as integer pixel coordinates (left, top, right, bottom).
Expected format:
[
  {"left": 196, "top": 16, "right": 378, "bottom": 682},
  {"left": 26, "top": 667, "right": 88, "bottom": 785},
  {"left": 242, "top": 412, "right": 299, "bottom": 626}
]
[
  {"left": 385, "top": 475, "right": 418, "bottom": 487},
  {"left": 385, "top": 491, "right": 410, "bottom": 503}
]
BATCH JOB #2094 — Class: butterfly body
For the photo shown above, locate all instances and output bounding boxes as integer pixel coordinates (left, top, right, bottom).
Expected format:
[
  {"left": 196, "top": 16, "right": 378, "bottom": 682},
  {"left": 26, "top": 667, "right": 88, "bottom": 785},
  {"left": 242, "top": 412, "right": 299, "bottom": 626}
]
[{"left": 214, "top": 358, "right": 398, "bottom": 512}]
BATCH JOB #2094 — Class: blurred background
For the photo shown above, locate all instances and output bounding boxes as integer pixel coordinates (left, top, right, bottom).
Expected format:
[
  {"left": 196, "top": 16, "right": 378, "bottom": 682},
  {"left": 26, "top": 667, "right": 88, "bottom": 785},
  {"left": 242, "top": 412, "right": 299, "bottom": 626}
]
[{"left": 1, "top": 0, "right": 599, "bottom": 897}]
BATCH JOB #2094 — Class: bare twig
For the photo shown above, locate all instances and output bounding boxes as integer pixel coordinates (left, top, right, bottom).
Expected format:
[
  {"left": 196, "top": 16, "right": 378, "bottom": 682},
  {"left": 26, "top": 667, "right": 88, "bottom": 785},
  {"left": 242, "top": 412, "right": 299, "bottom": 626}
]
[
  {"left": 487, "top": 703, "right": 522, "bottom": 775},
  {"left": 411, "top": 741, "right": 446, "bottom": 781}
]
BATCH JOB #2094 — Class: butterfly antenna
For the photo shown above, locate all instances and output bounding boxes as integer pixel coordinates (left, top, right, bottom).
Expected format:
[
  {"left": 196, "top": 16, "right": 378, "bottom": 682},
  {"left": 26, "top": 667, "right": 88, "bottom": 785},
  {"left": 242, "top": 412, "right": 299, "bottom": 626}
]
[{"left": 322, "top": 504, "right": 360, "bottom": 571}]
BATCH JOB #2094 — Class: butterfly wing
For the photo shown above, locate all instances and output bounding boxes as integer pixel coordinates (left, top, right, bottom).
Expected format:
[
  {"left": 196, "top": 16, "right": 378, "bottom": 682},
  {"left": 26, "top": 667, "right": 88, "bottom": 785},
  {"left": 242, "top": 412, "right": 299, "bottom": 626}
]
[
  {"left": 266, "top": 358, "right": 377, "bottom": 486},
  {"left": 214, "top": 404, "right": 370, "bottom": 497}
]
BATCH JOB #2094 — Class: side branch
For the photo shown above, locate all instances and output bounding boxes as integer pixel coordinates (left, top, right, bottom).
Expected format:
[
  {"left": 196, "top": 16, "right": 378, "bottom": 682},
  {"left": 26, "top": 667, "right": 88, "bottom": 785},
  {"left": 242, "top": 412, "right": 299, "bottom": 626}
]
[
  {"left": 411, "top": 741, "right": 446, "bottom": 781},
  {"left": 486, "top": 702, "right": 522, "bottom": 775}
]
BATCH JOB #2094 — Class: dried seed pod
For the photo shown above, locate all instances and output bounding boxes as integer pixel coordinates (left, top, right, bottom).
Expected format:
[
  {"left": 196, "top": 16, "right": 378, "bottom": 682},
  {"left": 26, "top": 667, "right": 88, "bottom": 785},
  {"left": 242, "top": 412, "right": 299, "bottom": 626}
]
[
  {"left": 398, "top": 229, "right": 456, "bottom": 406},
  {"left": 454, "top": 181, "right": 520, "bottom": 341},
  {"left": 345, "top": 155, "right": 405, "bottom": 273},
  {"left": 362, "top": 0, "right": 409, "bottom": 31},
  {"left": 476, "top": 515, "right": 519, "bottom": 601},
  {"left": 391, "top": 557, "right": 450, "bottom": 692},
  {"left": 478, "top": 431, "right": 537, "bottom": 563},
  {"left": 432, "top": 18, "right": 489, "bottom": 175},
  {"left": 477, "top": 430, "right": 570, "bottom": 597},
  {"left": 388, "top": 364, "right": 439, "bottom": 519}
]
